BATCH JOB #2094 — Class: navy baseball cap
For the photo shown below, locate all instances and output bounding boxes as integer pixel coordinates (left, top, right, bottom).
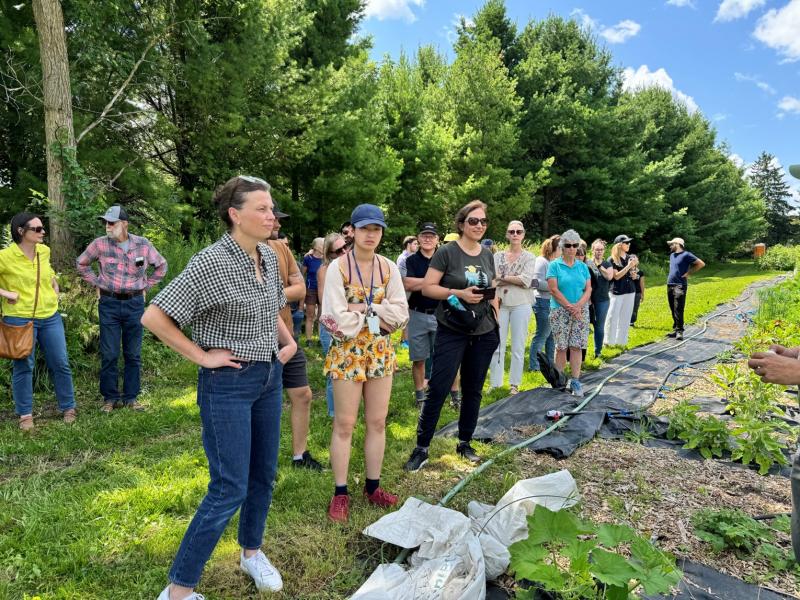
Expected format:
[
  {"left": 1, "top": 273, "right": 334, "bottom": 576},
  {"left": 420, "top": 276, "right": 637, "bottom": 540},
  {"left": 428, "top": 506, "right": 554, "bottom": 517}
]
[
  {"left": 613, "top": 234, "right": 633, "bottom": 244},
  {"left": 351, "top": 204, "right": 387, "bottom": 229},
  {"left": 482, "top": 239, "right": 494, "bottom": 248},
  {"left": 273, "top": 203, "right": 289, "bottom": 219},
  {"left": 99, "top": 205, "right": 129, "bottom": 223}
]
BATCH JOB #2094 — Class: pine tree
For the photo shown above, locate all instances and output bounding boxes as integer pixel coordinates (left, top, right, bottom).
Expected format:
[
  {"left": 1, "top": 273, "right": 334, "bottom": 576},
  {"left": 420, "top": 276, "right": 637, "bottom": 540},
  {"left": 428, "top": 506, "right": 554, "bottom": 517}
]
[{"left": 749, "top": 151, "right": 793, "bottom": 245}]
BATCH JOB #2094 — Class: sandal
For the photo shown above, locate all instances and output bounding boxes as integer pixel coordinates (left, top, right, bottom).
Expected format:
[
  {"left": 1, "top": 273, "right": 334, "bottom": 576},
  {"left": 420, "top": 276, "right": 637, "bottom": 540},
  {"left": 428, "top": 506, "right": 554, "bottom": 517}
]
[
  {"left": 19, "top": 415, "right": 34, "bottom": 431},
  {"left": 101, "top": 403, "right": 114, "bottom": 413},
  {"left": 63, "top": 408, "right": 77, "bottom": 424}
]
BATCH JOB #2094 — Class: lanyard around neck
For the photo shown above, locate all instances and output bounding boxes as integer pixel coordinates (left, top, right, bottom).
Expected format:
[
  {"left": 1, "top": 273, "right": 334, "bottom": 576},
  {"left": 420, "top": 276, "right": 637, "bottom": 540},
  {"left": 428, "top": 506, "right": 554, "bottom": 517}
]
[{"left": 353, "top": 255, "right": 377, "bottom": 308}]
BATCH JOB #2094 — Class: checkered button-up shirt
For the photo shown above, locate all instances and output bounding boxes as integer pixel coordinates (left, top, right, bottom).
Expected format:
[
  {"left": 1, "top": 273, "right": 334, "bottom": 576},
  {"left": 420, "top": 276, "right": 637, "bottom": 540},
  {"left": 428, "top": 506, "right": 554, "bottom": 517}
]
[
  {"left": 150, "top": 233, "right": 286, "bottom": 362},
  {"left": 76, "top": 234, "right": 167, "bottom": 293}
]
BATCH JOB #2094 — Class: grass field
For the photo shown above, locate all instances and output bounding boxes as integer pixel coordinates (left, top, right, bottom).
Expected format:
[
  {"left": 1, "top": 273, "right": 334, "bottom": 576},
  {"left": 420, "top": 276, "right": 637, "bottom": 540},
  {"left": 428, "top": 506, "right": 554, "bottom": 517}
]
[{"left": 0, "top": 261, "right": 781, "bottom": 599}]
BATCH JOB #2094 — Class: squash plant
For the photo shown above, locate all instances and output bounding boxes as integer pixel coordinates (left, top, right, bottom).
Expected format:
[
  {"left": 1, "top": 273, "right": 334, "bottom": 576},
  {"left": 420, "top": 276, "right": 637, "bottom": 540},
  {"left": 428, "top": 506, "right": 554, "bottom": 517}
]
[{"left": 509, "top": 505, "right": 681, "bottom": 599}]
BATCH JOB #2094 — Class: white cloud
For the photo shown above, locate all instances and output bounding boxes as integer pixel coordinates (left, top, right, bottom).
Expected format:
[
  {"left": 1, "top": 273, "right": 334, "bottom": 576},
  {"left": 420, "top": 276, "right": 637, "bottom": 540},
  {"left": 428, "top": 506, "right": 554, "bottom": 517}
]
[
  {"left": 753, "top": 0, "right": 800, "bottom": 62},
  {"left": 667, "top": 0, "right": 695, "bottom": 6},
  {"left": 570, "top": 9, "right": 640, "bottom": 44},
  {"left": 714, "top": 0, "right": 766, "bottom": 22},
  {"left": 713, "top": 112, "right": 729, "bottom": 122},
  {"left": 364, "top": 0, "right": 424, "bottom": 23},
  {"left": 601, "top": 20, "right": 641, "bottom": 44},
  {"left": 622, "top": 65, "right": 700, "bottom": 114},
  {"left": 728, "top": 153, "right": 745, "bottom": 168},
  {"left": 442, "top": 13, "right": 474, "bottom": 45},
  {"left": 733, "top": 72, "right": 776, "bottom": 94},
  {"left": 778, "top": 95, "right": 800, "bottom": 117}
]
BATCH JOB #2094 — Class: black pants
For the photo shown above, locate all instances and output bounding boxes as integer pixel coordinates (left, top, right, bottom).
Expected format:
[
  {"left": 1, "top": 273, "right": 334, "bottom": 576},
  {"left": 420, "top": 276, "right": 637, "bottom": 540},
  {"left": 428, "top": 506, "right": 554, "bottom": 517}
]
[
  {"left": 667, "top": 285, "right": 687, "bottom": 332},
  {"left": 416, "top": 324, "right": 499, "bottom": 448},
  {"left": 630, "top": 292, "right": 642, "bottom": 325}
]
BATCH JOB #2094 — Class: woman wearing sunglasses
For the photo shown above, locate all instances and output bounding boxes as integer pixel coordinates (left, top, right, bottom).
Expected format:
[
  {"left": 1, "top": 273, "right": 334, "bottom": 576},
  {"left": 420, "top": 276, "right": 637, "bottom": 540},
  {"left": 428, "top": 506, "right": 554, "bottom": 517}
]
[
  {"left": 317, "top": 232, "right": 347, "bottom": 417},
  {"left": 405, "top": 200, "right": 499, "bottom": 472},
  {"left": 489, "top": 220, "right": 536, "bottom": 395},
  {"left": 604, "top": 234, "right": 639, "bottom": 347},
  {"left": 0, "top": 212, "right": 77, "bottom": 431},
  {"left": 143, "top": 175, "right": 296, "bottom": 599},
  {"left": 546, "top": 230, "right": 592, "bottom": 398},
  {"left": 321, "top": 204, "right": 409, "bottom": 523}
]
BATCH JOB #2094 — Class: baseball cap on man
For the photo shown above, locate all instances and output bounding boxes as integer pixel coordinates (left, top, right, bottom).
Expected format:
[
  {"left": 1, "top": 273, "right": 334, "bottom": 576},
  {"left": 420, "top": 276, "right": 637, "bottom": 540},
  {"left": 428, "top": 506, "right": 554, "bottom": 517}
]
[
  {"left": 667, "top": 237, "right": 685, "bottom": 247},
  {"left": 273, "top": 203, "right": 289, "bottom": 219},
  {"left": 418, "top": 222, "right": 438, "bottom": 236},
  {"left": 351, "top": 204, "right": 387, "bottom": 229},
  {"left": 99, "top": 205, "right": 129, "bottom": 223},
  {"left": 613, "top": 234, "right": 633, "bottom": 244}
]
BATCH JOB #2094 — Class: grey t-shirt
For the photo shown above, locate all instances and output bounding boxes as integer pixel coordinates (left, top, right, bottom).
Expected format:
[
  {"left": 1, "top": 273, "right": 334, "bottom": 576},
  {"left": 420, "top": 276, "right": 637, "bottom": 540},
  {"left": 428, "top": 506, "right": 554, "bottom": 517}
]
[{"left": 430, "top": 240, "right": 496, "bottom": 335}]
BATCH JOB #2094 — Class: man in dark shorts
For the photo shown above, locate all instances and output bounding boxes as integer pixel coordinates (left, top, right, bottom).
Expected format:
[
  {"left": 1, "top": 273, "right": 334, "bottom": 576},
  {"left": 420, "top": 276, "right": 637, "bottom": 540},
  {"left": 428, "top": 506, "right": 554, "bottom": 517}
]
[
  {"left": 267, "top": 207, "right": 323, "bottom": 470},
  {"left": 402, "top": 223, "right": 440, "bottom": 405},
  {"left": 666, "top": 237, "right": 705, "bottom": 340}
]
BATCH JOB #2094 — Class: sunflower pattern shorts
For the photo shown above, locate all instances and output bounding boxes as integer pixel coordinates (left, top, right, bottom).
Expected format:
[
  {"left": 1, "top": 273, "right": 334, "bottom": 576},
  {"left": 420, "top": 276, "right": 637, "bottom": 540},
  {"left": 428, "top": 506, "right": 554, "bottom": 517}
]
[
  {"left": 324, "top": 329, "right": 396, "bottom": 382},
  {"left": 549, "top": 305, "right": 590, "bottom": 350}
]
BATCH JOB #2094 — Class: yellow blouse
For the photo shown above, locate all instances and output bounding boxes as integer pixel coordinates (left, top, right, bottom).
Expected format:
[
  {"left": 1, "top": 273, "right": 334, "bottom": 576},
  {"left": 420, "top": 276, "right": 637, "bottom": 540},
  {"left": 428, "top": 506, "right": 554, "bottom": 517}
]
[{"left": 0, "top": 243, "right": 59, "bottom": 318}]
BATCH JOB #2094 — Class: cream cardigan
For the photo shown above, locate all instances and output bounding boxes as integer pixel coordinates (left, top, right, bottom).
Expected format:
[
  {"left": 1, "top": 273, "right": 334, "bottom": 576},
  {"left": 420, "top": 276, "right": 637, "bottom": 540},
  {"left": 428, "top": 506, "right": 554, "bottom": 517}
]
[{"left": 320, "top": 254, "right": 409, "bottom": 341}]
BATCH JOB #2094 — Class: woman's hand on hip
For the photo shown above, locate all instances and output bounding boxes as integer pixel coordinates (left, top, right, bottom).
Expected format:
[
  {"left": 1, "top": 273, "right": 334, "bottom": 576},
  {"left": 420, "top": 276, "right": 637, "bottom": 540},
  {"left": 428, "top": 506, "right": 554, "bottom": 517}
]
[{"left": 201, "top": 348, "right": 244, "bottom": 369}]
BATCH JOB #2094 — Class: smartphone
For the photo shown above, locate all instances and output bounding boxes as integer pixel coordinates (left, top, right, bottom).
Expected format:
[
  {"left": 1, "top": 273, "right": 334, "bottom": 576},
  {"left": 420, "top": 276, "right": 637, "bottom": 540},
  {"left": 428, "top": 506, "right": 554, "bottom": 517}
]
[{"left": 476, "top": 287, "right": 496, "bottom": 300}]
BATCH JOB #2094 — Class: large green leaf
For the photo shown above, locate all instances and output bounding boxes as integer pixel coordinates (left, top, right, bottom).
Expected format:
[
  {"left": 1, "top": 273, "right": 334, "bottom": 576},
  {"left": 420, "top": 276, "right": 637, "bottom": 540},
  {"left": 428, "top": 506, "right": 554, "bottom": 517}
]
[
  {"left": 597, "top": 523, "right": 636, "bottom": 547},
  {"left": 509, "top": 538, "right": 550, "bottom": 581},
  {"left": 589, "top": 548, "right": 639, "bottom": 588},
  {"left": 525, "top": 505, "right": 591, "bottom": 545}
]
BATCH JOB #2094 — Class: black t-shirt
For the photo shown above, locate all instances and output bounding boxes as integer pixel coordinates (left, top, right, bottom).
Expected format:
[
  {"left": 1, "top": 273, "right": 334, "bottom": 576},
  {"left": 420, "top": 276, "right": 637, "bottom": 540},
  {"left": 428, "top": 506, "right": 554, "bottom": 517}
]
[
  {"left": 589, "top": 259, "right": 612, "bottom": 303},
  {"left": 430, "top": 241, "right": 496, "bottom": 335},
  {"left": 634, "top": 268, "right": 645, "bottom": 294},
  {"left": 610, "top": 255, "right": 636, "bottom": 295},
  {"left": 404, "top": 251, "right": 438, "bottom": 312}
]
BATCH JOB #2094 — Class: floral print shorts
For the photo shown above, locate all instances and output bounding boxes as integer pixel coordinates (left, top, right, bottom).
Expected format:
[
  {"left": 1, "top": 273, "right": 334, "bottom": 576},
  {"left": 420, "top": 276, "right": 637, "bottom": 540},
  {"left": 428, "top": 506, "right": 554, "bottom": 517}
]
[
  {"left": 324, "top": 328, "right": 396, "bottom": 382},
  {"left": 549, "top": 305, "right": 590, "bottom": 350}
]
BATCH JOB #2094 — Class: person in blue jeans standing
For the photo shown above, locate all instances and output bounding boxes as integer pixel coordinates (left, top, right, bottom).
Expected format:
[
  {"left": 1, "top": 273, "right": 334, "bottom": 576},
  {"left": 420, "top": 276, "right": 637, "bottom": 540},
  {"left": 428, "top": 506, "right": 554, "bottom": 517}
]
[
  {"left": 317, "top": 232, "right": 348, "bottom": 417},
  {"left": 0, "top": 212, "right": 77, "bottom": 431},
  {"left": 587, "top": 239, "right": 614, "bottom": 358},
  {"left": 76, "top": 205, "right": 167, "bottom": 412},
  {"left": 142, "top": 176, "right": 297, "bottom": 600},
  {"left": 529, "top": 235, "right": 561, "bottom": 371}
]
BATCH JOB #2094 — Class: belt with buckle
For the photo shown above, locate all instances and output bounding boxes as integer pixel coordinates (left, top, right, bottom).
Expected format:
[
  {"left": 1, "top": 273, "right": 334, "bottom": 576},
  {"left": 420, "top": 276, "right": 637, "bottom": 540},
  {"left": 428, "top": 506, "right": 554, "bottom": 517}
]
[{"left": 100, "top": 289, "right": 140, "bottom": 300}]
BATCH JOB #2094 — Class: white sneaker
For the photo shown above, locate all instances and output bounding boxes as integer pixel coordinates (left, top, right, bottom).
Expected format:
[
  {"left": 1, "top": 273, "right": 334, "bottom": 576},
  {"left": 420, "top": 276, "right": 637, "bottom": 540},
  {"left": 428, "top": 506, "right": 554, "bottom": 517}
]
[
  {"left": 156, "top": 586, "right": 205, "bottom": 600},
  {"left": 240, "top": 549, "right": 283, "bottom": 592}
]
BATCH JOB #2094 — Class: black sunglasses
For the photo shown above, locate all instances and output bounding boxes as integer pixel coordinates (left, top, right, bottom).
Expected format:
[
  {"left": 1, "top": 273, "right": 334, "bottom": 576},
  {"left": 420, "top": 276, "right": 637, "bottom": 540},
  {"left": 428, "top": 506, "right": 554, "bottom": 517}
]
[
  {"left": 563, "top": 243, "right": 580, "bottom": 249},
  {"left": 25, "top": 226, "right": 45, "bottom": 233},
  {"left": 507, "top": 229, "right": 524, "bottom": 235},
  {"left": 465, "top": 217, "right": 488, "bottom": 226},
  {"left": 331, "top": 245, "right": 347, "bottom": 256}
]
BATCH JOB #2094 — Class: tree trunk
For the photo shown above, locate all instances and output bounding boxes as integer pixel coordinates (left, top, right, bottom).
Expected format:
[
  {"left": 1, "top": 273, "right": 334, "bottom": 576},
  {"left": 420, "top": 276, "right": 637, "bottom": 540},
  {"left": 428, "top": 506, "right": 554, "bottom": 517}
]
[{"left": 32, "top": 0, "right": 75, "bottom": 269}]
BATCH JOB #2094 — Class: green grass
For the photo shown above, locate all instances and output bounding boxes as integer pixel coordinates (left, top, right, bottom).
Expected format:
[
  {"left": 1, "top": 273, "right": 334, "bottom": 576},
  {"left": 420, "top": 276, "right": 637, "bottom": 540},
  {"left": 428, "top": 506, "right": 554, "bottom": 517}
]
[{"left": 0, "top": 261, "right": 780, "bottom": 599}]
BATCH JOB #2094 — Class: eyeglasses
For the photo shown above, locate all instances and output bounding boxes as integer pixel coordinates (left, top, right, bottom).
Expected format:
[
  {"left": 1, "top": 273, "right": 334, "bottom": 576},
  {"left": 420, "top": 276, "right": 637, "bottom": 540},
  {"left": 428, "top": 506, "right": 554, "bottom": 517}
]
[
  {"left": 331, "top": 245, "right": 347, "bottom": 256},
  {"left": 507, "top": 229, "right": 524, "bottom": 235},
  {"left": 465, "top": 217, "right": 488, "bottom": 226},
  {"left": 563, "top": 243, "right": 580, "bottom": 249},
  {"left": 25, "top": 226, "right": 45, "bottom": 233}
]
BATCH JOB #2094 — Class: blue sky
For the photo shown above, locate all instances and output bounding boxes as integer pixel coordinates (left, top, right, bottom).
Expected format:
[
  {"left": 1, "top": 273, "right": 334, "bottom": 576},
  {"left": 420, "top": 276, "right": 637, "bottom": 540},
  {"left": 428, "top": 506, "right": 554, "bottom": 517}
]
[{"left": 359, "top": 0, "right": 800, "bottom": 201}]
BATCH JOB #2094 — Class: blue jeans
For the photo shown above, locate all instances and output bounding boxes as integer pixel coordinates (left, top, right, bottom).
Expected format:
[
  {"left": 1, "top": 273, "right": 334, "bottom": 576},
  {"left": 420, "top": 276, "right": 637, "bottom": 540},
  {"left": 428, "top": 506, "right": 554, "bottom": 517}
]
[
  {"left": 592, "top": 299, "right": 610, "bottom": 357},
  {"left": 529, "top": 297, "right": 555, "bottom": 370},
  {"left": 319, "top": 325, "right": 335, "bottom": 417},
  {"left": 4, "top": 312, "right": 75, "bottom": 416},
  {"left": 98, "top": 294, "right": 145, "bottom": 404},
  {"left": 169, "top": 359, "right": 283, "bottom": 588}
]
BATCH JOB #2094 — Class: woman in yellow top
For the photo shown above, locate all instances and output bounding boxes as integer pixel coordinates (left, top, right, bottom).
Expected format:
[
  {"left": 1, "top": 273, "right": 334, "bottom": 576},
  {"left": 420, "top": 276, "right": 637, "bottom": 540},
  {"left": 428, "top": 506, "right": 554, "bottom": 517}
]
[
  {"left": 320, "top": 204, "right": 408, "bottom": 523},
  {"left": 0, "top": 212, "right": 76, "bottom": 431}
]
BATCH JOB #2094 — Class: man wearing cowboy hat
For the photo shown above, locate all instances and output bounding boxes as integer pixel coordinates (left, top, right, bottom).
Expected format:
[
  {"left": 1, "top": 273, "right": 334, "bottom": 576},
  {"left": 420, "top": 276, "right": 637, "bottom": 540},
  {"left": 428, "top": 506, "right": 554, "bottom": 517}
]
[{"left": 666, "top": 237, "right": 705, "bottom": 340}]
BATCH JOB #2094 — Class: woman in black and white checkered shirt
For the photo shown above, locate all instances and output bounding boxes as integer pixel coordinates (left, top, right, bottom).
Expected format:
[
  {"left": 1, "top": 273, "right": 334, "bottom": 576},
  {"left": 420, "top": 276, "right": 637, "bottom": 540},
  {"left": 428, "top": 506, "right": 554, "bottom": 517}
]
[{"left": 143, "top": 176, "right": 296, "bottom": 599}]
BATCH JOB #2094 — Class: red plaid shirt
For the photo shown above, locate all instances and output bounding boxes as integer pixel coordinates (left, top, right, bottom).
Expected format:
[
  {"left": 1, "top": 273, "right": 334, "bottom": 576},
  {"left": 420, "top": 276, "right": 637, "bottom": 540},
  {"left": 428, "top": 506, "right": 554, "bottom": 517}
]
[{"left": 76, "top": 234, "right": 167, "bottom": 293}]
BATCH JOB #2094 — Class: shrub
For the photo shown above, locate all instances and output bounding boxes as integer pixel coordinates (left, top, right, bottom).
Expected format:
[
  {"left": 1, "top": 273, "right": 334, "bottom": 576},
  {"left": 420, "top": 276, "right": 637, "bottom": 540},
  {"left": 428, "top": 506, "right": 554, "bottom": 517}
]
[{"left": 756, "top": 244, "right": 800, "bottom": 271}]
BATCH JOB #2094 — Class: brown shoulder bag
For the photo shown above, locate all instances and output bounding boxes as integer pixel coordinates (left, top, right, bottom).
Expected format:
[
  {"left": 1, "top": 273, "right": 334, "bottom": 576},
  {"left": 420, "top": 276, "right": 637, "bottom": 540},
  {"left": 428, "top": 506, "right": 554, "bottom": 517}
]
[{"left": 0, "top": 252, "right": 40, "bottom": 359}]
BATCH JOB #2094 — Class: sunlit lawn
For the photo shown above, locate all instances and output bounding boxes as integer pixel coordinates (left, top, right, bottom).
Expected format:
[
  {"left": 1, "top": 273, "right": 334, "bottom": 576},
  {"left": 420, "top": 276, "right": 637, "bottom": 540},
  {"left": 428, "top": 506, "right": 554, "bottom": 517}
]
[{"left": 0, "top": 261, "right": 779, "bottom": 599}]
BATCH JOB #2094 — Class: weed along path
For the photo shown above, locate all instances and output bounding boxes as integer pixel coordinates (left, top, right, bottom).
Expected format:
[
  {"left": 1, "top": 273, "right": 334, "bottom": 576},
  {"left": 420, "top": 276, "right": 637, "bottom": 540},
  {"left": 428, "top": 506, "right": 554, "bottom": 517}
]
[{"left": 426, "top": 275, "right": 799, "bottom": 599}]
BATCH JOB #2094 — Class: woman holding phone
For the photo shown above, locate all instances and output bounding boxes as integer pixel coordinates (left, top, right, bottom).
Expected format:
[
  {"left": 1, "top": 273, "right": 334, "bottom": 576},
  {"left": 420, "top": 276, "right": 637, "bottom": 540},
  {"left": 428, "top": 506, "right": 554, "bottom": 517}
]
[{"left": 404, "top": 200, "right": 499, "bottom": 472}]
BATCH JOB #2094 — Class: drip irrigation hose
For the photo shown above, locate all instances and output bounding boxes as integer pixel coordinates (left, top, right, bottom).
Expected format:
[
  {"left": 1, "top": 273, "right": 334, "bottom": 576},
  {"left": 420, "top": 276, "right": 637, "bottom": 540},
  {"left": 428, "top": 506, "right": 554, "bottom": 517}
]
[{"left": 394, "top": 283, "right": 769, "bottom": 566}]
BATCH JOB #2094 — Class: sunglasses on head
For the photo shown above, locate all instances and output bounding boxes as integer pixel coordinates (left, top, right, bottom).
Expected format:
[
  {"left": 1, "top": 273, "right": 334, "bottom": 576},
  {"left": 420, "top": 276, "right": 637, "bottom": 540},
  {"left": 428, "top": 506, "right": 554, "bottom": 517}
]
[
  {"left": 563, "top": 243, "right": 580, "bottom": 249},
  {"left": 465, "top": 217, "right": 488, "bottom": 226},
  {"left": 25, "top": 226, "right": 45, "bottom": 233},
  {"left": 507, "top": 229, "right": 524, "bottom": 235}
]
